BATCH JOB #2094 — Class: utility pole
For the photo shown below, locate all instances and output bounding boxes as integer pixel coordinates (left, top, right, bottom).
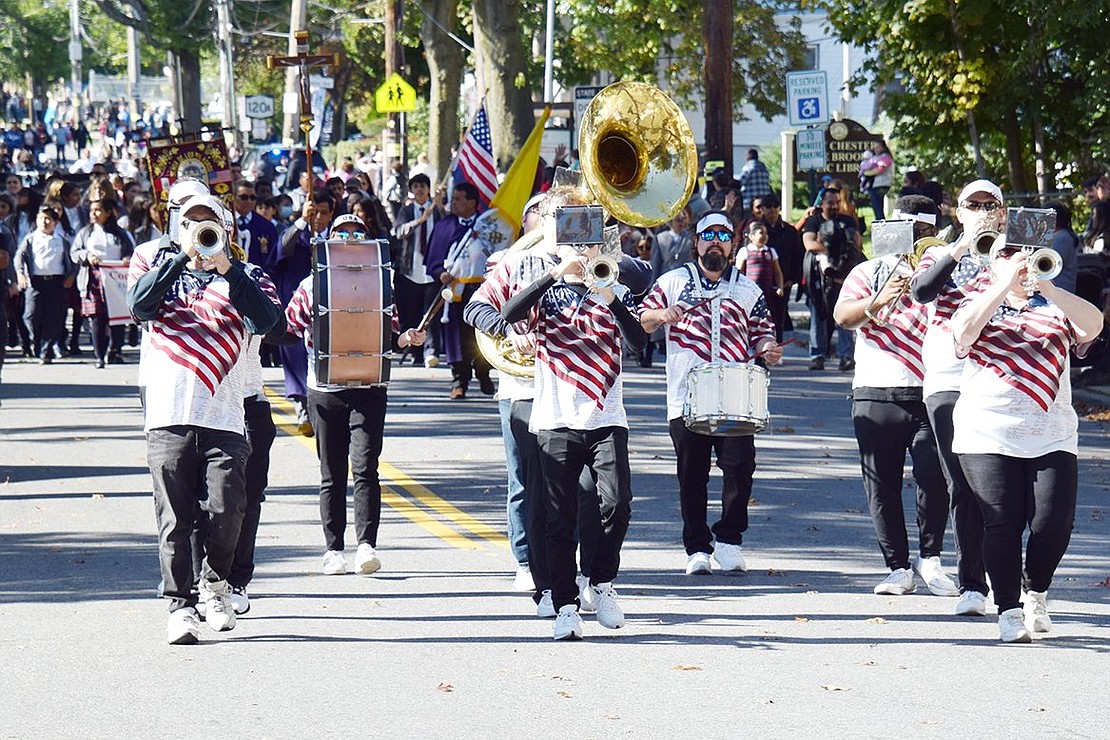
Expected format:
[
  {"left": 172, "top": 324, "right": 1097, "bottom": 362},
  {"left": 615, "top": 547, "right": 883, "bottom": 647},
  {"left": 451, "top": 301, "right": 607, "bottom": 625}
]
[
  {"left": 215, "top": 0, "right": 241, "bottom": 152},
  {"left": 281, "top": 0, "right": 308, "bottom": 143},
  {"left": 68, "top": 0, "right": 82, "bottom": 107},
  {"left": 126, "top": 5, "right": 142, "bottom": 122},
  {"left": 703, "top": 0, "right": 733, "bottom": 175},
  {"left": 384, "top": 0, "right": 406, "bottom": 169}
]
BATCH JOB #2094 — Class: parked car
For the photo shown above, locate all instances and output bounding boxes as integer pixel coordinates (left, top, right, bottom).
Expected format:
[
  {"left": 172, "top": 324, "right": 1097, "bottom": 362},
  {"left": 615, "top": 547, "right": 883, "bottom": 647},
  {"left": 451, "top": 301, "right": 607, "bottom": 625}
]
[{"left": 241, "top": 145, "right": 327, "bottom": 191}]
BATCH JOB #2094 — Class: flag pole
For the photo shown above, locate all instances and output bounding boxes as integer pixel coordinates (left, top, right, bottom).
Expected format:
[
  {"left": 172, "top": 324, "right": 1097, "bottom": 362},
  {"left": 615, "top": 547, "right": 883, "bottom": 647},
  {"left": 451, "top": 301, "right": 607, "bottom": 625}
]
[{"left": 436, "top": 89, "right": 490, "bottom": 195}]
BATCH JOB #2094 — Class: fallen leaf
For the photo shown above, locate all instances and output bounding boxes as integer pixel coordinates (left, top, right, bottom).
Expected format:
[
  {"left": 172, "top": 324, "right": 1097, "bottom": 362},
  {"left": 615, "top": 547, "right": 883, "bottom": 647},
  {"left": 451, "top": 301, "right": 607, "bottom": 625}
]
[
  {"left": 856, "top": 660, "right": 877, "bottom": 666},
  {"left": 807, "top": 525, "right": 820, "bottom": 531},
  {"left": 821, "top": 685, "right": 850, "bottom": 692},
  {"left": 767, "top": 569, "right": 785, "bottom": 576},
  {"left": 1092, "top": 510, "right": 1104, "bottom": 521},
  {"left": 749, "top": 497, "right": 759, "bottom": 506},
  {"left": 556, "top": 690, "right": 572, "bottom": 699},
  {"left": 602, "top": 715, "right": 620, "bottom": 720},
  {"left": 673, "top": 665, "right": 702, "bottom": 671},
  {"left": 773, "top": 426, "right": 795, "bottom": 433},
  {"left": 805, "top": 590, "right": 819, "bottom": 595},
  {"left": 437, "top": 683, "right": 454, "bottom": 693},
  {"left": 794, "top": 616, "right": 810, "bottom": 622},
  {"left": 1092, "top": 576, "right": 1110, "bottom": 587},
  {"left": 865, "top": 617, "right": 888, "bottom": 625},
  {"left": 1028, "top": 707, "right": 1047, "bottom": 713}
]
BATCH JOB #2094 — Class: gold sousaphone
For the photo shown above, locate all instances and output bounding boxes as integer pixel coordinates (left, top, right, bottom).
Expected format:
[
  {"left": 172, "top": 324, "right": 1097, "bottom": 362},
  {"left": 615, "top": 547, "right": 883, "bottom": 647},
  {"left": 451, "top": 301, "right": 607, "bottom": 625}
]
[{"left": 478, "top": 82, "right": 698, "bottom": 378}]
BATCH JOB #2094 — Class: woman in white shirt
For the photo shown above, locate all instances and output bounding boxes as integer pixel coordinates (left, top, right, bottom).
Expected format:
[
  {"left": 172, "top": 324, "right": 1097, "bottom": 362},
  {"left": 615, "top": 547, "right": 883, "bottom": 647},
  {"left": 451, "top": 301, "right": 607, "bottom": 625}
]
[
  {"left": 71, "top": 198, "right": 134, "bottom": 368},
  {"left": 951, "top": 241, "right": 1103, "bottom": 643}
]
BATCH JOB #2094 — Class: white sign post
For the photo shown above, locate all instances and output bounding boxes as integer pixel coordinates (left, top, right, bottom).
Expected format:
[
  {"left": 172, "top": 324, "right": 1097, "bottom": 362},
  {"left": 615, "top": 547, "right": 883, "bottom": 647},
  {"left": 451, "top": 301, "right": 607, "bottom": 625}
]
[
  {"left": 786, "top": 71, "right": 829, "bottom": 127},
  {"left": 574, "top": 86, "right": 604, "bottom": 147},
  {"left": 796, "top": 128, "right": 827, "bottom": 171}
]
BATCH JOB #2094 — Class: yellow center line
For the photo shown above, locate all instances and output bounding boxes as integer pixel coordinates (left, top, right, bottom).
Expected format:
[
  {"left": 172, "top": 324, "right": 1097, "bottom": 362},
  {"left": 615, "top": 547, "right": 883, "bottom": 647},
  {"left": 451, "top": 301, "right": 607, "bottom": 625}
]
[{"left": 264, "top": 386, "right": 496, "bottom": 551}]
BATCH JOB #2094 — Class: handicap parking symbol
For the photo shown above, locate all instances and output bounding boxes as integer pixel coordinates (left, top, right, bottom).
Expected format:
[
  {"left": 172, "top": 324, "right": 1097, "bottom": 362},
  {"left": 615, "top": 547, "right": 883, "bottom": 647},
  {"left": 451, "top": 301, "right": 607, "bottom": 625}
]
[{"left": 798, "top": 97, "right": 820, "bottom": 121}]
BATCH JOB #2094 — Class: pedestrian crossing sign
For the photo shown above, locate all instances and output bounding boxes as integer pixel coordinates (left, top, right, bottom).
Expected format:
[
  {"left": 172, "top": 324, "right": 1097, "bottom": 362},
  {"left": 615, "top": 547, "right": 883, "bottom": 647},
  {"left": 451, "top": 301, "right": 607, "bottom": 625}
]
[{"left": 375, "top": 74, "right": 417, "bottom": 113}]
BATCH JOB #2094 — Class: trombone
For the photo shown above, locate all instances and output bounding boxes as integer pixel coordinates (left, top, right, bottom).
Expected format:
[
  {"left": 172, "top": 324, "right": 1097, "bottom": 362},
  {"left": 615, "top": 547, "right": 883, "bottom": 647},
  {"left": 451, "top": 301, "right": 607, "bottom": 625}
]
[{"left": 865, "top": 236, "right": 947, "bottom": 325}]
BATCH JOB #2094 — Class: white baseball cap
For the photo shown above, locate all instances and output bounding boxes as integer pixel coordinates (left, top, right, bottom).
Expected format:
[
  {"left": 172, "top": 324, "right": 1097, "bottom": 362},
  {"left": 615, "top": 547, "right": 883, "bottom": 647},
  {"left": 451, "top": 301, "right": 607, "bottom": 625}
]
[
  {"left": 695, "top": 211, "right": 734, "bottom": 234},
  {"left": 330, "top": 214, "right": 367, "bottom": 235},
  {"left": 167, "top": 179, "right": 210, "bottom": 207},
  {"left": 180, "top": 194, "right": 231, "bottom": 229},
  {"left": 957, "top": 179, "right": 1003, "bottom": 205}
]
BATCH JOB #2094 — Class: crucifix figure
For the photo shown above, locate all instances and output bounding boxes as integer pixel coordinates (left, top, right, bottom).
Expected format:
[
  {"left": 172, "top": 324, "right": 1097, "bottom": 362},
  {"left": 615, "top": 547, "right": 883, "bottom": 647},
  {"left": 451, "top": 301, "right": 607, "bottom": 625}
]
[{"left": 266, "top": 30, "right": 338, "bottom": 199}]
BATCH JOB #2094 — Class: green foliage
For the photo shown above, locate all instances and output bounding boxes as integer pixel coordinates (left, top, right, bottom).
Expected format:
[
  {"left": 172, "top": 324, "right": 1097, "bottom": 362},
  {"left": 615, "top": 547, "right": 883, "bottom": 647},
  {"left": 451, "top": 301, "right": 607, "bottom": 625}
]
[{"left": 0, "top": 1, "right": 72, "bottom": 89}]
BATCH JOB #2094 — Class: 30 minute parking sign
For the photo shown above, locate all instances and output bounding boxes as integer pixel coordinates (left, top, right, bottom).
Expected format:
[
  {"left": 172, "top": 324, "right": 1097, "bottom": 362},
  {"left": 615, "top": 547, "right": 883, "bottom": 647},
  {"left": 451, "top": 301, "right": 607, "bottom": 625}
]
[{"left": 786, "top": 70, "right": 829, "bottom": 127}]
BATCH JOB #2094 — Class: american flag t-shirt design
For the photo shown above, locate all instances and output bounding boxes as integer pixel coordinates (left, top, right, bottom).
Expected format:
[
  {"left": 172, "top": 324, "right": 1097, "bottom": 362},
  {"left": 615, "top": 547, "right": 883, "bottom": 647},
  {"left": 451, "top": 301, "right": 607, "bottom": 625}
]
[
  {"left": 964, "top": 297, "right": 1074, "bottom": 410},
  {"left": 534, "top": 284, "right": 631, "bottom": 406},
  {"left": 841, "top": 259, "right": 928, "bottom": 379},
  {"left": 915, "top": 249, "right": 986, "bottom": 324}
]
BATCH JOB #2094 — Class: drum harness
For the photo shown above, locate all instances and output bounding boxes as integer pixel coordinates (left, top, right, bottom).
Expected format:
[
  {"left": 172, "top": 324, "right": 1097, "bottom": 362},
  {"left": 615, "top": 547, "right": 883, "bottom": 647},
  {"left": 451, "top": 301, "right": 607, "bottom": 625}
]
[{"left": 684, "top": 262, "right": 742, "bottom": 363}]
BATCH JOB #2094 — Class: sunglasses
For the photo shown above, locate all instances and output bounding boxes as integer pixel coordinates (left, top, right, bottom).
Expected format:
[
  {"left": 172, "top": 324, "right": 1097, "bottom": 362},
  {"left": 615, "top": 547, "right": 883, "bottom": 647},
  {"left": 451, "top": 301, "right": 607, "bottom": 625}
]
[
  {"left": 962, "top": 200, "right": 1000, "bottom": 212},
  {"left": 237, "top": 193, "right": 257, "bottom": 201},
  {"left": 333, "top": 230, "right": 367, "bottom": 240},
  {"left": 699, "top": 229, "right": 733, "bottom": 243},
  {"left": 567, "top": 243, "right": 600, "bottom": 253}
]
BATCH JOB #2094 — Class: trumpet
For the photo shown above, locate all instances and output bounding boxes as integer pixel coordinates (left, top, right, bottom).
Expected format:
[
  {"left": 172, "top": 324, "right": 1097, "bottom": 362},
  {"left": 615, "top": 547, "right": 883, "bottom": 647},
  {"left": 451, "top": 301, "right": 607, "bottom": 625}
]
[
  {"left": 585, "top": 255, "right": 620, "bottom": 289},
  {"left": 970, "top": 229, "right": 1000, "bottom": 265},
  {"left": 865, "top": 236, "right": 946, "bottom": 326},
  {"left": 188, "top": 221, "right": 228, "bottom": 258},
  {"left": 988, "top": 242, "right": 1062, "bottom": 294}
]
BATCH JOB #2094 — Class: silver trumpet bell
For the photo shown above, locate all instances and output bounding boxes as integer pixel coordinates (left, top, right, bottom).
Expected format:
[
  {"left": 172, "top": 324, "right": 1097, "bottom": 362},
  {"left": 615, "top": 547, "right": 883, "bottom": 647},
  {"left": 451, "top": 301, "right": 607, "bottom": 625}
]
[
  {"left": 585, "top": 255, "right": 620, "bottom": 289},
  {"left": 189, "top": 221, "right": 228, "bottom": 258}
]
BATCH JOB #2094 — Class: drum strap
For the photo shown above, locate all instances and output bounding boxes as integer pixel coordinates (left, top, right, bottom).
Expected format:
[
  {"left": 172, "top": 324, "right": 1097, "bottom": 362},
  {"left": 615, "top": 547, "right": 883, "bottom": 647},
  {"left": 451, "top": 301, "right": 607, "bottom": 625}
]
[{"left": 687, "top": 263, "right": 740, "bottom": 363}]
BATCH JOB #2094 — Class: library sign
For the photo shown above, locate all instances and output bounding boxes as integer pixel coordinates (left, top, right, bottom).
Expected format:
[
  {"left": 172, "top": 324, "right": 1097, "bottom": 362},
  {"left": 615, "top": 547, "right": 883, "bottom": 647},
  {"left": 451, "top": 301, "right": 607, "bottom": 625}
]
[{"left": 793, "top": 118, "right": 887, "bottom": 181}]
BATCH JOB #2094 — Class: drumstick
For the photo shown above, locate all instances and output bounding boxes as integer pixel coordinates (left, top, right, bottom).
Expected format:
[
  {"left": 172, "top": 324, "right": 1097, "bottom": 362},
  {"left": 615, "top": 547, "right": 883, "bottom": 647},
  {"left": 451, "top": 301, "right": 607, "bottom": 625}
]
[
  {"left": 416, "top": 287, "right": 454, "bottom": 333},
  {"left": 757, "top": 336, "right": 802, "bottom": 357}
]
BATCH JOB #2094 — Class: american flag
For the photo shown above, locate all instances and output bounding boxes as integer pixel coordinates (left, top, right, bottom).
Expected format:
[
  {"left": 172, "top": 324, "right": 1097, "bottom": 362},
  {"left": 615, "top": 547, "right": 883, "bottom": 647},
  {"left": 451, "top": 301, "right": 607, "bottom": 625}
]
[
  {"left": 914, "top": 248, "right": 986, "bottom": 324},
  {"left": 640, "top": 269, "right": 776, "bottom": 363},
  {"left": 964, "top": 297, "right": 1072, "bottom": 410},
  {"left": 533, "top": 284, "right": 631, "bottom": 406},
  {"left": 841, "top": 258, "right": 928, "bottom": 380},
  {"left": 453, "top": 105, "right": 498, "bottom": 206}
]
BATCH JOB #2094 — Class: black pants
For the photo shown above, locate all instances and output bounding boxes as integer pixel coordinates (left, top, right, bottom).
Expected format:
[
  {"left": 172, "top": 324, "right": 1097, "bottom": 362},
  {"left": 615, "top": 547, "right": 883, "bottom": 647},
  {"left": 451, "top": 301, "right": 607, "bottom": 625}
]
[
  {"left": 23, "top": 275, "right": 66, "bottom": 359},
  {"left": 958, "top": 451, "right": 1077, "bottom": 613},
  {"left": 536, "top": 426, "right": 632, "bottom": 611},
  {"left": 668, "top": 417, "right": 755, "bottom": 555},
  {"left": 307, "top": 386, "right": 387, "bottom": 551},
  {"left": 448, "top": 285, "right": 490, "bottom": 391},
  {"left": 852, "top": 393, "right": 949, "bottom": 571},
  {"left": 6, "top": 291, "right": 30, "bottom": 351},
  {"left": 147, "top": 425, "right": 247, "bottom": 612},
  {"left": 394, "top": 273, "right": 440, "bottom": 358},
  {"left": 88, "top": 313, "right": 124, "bottom": 363},
  {"left": 509, "top": 400, "right": 602, "bottom": 598},
  {"left": 229, "top": 396, "right": 277, "bottom": 587},
  {"left": 926, "top": 392, "right": 988, "bottom": 595}
]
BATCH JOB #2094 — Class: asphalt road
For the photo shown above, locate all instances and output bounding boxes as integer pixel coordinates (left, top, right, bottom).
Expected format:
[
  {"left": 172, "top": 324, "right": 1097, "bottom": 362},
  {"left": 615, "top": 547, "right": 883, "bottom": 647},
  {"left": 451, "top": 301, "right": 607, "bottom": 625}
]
[{"left": 2, "top": 340, "right": 1109, "bottom": 738}]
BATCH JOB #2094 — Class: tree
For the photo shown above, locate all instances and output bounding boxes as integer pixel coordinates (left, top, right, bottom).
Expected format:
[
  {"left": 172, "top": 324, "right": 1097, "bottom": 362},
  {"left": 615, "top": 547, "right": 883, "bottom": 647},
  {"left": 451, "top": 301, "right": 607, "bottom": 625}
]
[
  {"left": 472, "top": 0, "right": 535, "bottom": 168},
  {"left": 420, "top": 0, "right": 464, "bottom": 181}
]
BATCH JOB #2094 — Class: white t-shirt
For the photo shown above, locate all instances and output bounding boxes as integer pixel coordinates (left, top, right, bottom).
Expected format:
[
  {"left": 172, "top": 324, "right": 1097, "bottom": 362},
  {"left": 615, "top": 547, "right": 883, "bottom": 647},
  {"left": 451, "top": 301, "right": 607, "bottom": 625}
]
[
  {"left": 640, "top": 263, "right": 775, "bottom": 419},
  {"left": 914, "top": 246, "right": 987, "bottom": 398},
  {"left": 952, "top": 295, "right": 1083, "bottom": 457}
]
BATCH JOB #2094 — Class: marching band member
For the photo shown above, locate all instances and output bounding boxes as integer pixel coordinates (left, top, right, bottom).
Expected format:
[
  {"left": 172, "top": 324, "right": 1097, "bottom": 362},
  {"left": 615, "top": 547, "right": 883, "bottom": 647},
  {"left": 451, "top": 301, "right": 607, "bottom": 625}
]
[
  {"left": 501, "top": 209, "right": 647, "bottom": 641},
  {"left": 909, "top": 183, "right": 1002, "bottom": 616},
  {"left": 639, "top": 210, "right": 782, "bottom": 576},
  {"left": 833, "top": 202, "right": 956, "bottom": 599},
  {"left": 950, "top": 236, "right": 1103, "bottom": 643},
  {"left": 128, "top": 194, "right": 281, "bottom": 644},
  {"left": 284, "top": 214, "right": 427, "bottom": 577}
]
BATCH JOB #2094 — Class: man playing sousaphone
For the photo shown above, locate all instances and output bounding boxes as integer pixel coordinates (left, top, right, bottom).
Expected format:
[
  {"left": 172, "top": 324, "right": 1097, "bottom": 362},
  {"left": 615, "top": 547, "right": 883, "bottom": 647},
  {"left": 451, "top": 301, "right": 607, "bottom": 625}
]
[{"left": 640, "top": 210, "right": 783, "bottom": 577}]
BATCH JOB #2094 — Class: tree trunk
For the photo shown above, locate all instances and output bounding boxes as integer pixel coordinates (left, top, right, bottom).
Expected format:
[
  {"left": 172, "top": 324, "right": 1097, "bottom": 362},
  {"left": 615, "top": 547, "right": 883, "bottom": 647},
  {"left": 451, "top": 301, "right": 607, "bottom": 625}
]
[
  {"left": 703, "top": 0, "right": 733, "bottom": 175},
  {"left": 472, "top": 0, "right": 535, "bottom": 169},
  {"left": 1001, "top": 109, "right": 1028, "bottom": 198},
  {"left": 177, "top": 48, "right": 203, "bottom": 135},
  {"left": 421, "top": 0, "right": 462, "bottom": 185}
]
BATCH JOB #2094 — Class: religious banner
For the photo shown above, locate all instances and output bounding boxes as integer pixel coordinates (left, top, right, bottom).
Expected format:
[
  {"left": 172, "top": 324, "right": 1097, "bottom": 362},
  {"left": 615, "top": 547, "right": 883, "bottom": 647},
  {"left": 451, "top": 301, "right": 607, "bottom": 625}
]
[
  {"left": 98, "top": 262, "right": 132, "bottom": 327},
  {"left": 146, "top": 138, "right": 235, "bottom": 219}
]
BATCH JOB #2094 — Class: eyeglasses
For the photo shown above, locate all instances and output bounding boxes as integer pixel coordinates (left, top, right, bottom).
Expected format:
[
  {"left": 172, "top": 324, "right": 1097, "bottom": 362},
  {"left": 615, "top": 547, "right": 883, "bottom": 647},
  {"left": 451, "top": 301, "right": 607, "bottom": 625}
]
[
  {"left": 699, "top": 229, "right": 733, "bottom": 243},
  {"left": 333, "top": 230, "right": 367, "bottom": 240},
  {"left": 962, "top": 200, "right": 1000, "bottom": 212},
  {"left": 567, "top": 243, "right": 599, "bottom": 253},
  {"left": 994, "top": 246, "right": 1021, "bottom": 259},
  {"left": 237, "top": 193, "right": 257, "bottom": 201}
]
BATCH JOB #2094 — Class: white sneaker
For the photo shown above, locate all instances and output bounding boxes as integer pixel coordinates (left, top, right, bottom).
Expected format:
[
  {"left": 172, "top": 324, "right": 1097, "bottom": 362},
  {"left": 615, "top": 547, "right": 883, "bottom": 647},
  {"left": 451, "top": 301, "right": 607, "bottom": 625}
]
[
  {"left": 591, "top": 582, "right": 625, "bottom": 629},
  {"left": 712, "top": 543, "right": 747, "bottom": 572},
  {"left": 576, "top": 574, "right": 597, "bottom": 614},
  {"left": 536, "top": 589, "right": 555, "bottom": 618},
  {"left": 322, "top": 550, "right": 348, "bottom": 575},
  {"left": 874, "top": 568, "right": 916, "bottom": 595},
  {"left": 355, "top": 544, "right": 381, "bottom": 575},
  {"left": 166, "top": 608, "right": 200, "bottom": 645},
  {"left": 999, "top": 607, "right": 1032, "bottom": 643},
  {"left": 1023, "top": 590, "right": 1051, "bottom": 633},
  {"left": 913, "top": 555, "right": 959, "bottom": 596},
  {"left": 229, "top": 585, "right": 250, "bottom": 615},
  {"left": 512, "top": 566, "right": 535, "bottom": 592},
  {"left": 954, "top": 590, "right": 988, "bottom": 617},
  {"left": 553, "top": 604, "right": 584, "bottom": 640},
  {"left": 199, "top": 579, "right": 236, "bottom": 632},
  {"left": 685, "top": 552, "right": 712, "bottom": 576}
]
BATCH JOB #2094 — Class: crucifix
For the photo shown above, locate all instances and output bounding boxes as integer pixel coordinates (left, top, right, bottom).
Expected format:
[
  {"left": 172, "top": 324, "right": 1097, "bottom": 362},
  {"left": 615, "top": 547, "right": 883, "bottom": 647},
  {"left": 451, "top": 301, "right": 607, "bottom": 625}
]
[{"left": 266, "top": 30, "right": 338, "bottom": 199}]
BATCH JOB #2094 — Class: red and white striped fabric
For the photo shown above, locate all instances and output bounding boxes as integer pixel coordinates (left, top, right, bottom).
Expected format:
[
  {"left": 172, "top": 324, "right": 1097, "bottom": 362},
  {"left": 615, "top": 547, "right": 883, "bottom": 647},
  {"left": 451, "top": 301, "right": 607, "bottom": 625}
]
[
  {"left": 914, "top": 246, "right": 988, "bottom": 397},
  {"left": 838, "top": 255, "right": 928, "bottom": 387},
  {"left": 452, "top": 106, "right": 498, "bottom": 206},
  {"left": 640, "top": 264, "right": 775, "bottom": 420}
]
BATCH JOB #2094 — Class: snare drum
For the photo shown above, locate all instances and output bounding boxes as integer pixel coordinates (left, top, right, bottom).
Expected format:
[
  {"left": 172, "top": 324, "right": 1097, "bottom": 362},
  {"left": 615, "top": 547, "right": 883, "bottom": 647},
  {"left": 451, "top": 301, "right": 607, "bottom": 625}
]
[
  {"left": 683, "top": 362, "right": 770, "bottom": 436},
  {"left": 313, "top": 238, "right": 393, "bottom": 386}
]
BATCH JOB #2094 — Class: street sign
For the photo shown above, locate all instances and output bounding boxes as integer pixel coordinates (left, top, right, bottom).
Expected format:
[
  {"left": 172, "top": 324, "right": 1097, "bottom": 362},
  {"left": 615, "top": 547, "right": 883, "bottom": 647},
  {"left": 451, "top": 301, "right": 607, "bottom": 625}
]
[
  {"left": 573, "top": 86, "right": 604, "bottom": 146},
  {"left": 251, "top": 118, "right": 268, "bottom": 141},
  {"left": 244, "top": 95, "right": 274, "bottom": 120},
  {"left": 786, "top": 70, "right": 829, "bottom": 127},
  {"left": 375, "top": 73, "right": 417, "bottom": 113},
  {"left": 796, "top": 128, "right": 827, "bottom": 170}
]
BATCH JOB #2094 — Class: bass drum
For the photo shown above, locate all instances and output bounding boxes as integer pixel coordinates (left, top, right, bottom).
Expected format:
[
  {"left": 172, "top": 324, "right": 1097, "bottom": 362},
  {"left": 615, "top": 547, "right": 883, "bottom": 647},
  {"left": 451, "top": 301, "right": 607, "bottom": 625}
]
[
  {"left": 313, "top": 238, "right": 393, "bottom": 386},
  {"left": 683, "top": 362, "right": 770, "bottom": 436}
]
